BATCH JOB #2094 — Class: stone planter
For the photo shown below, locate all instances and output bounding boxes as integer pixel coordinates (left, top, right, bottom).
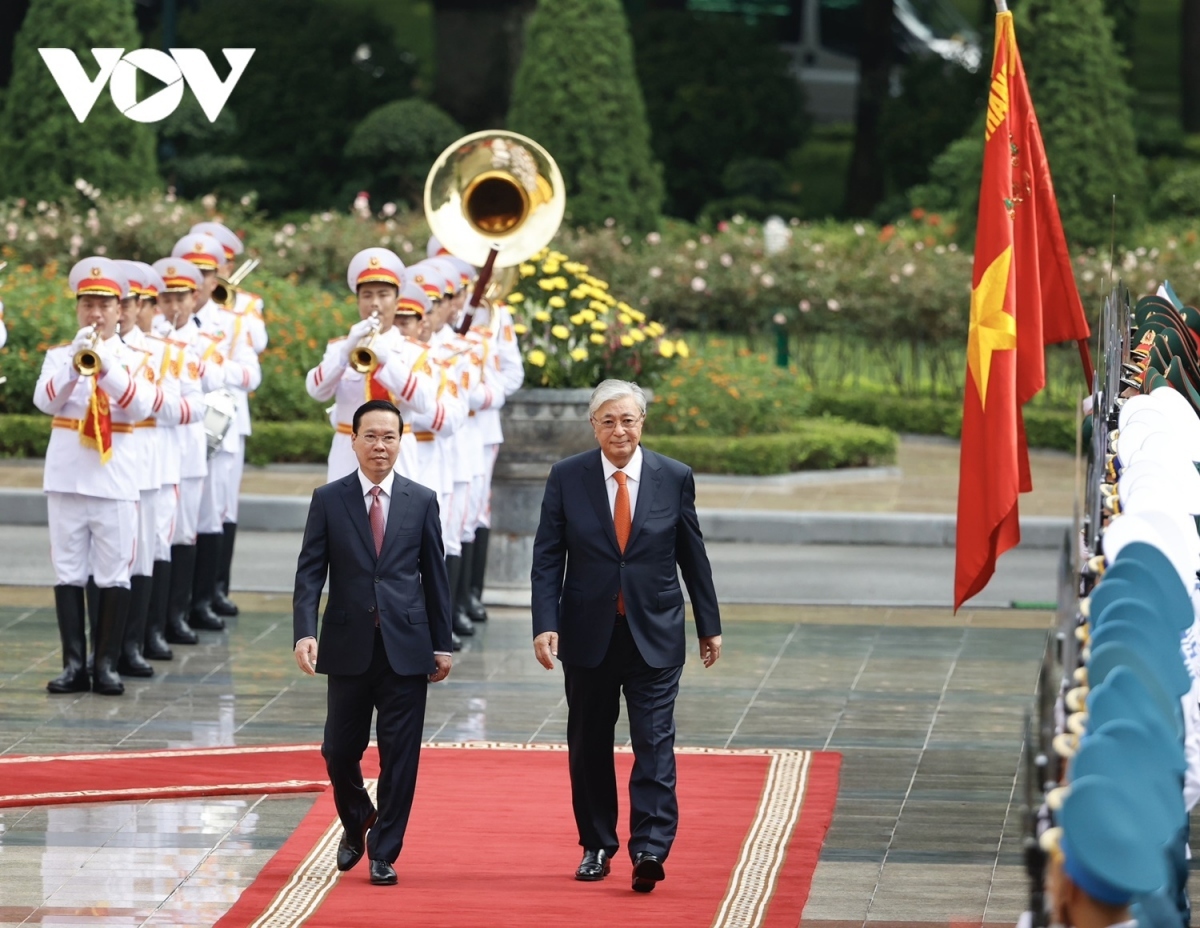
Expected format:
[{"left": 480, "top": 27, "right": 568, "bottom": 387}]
[{"left": 486, "top": 388, "right": 595, "bottom": 588}]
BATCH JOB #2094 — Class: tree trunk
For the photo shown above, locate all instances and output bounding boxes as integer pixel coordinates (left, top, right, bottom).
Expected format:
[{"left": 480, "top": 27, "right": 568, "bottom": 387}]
[
  {"left": 433, "top": 0, "right": 536, "bottom": 130},
  {"left": 843, "top": 0, "right": 893, "bottom": 217},
  {"left": 1184, "top": 0, "right": 1200, "bottom": 131}
]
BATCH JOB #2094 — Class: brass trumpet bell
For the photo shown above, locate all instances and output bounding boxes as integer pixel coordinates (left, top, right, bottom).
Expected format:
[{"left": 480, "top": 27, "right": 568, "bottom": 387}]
[
  {"left": 350, "top": 341, "right": 377, "bottom": 375},
  {"left": 424, "top": 131, "right": 565, "bottom": 270},
  {"left": 74, "top": 331, "right": 101, "bottom": 377}
]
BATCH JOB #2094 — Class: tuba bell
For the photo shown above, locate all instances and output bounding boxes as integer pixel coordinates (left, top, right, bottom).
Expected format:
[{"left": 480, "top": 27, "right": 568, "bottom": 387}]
[
  {"left": 424, "top": 130, "right": 565, "bottom": 277},
  {"left": 211, "top": 257, "right": 261, "bottom": 309}
]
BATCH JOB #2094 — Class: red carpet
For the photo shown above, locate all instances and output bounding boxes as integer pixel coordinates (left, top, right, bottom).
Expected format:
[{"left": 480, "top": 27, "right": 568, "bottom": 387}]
[{"left": 0, "top": 743, "right": 840, "bottom": 928}]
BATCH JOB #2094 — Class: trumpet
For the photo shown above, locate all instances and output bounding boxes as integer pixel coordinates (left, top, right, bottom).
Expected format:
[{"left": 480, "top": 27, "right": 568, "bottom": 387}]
[
  {"left": 349, "top": 312, "right": 381, "bottom": 374},
  {"left": 211, "top": 257, "right": 261, "bottom": 309},
  {"left": 73, "top": 329, "right": 102, "bottom": 376}
]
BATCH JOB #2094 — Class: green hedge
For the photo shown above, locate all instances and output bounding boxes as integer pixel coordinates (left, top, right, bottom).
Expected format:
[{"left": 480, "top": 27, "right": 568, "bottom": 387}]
[
  {"left": 808, "top": 392, "right": 1075, "bottom": 452},
  {"left": 0, "top": 414, "right": 894, "bottom": 474},
  {"left": 0, "top": 414, "right": 50, "bottom": 457},
  {"left": 649, "top": 418, "right": 896, "bottom": 475}
]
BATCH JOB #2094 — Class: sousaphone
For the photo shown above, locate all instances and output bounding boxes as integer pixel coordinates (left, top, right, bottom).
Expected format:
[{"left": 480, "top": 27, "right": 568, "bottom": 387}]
[{"left": 424, "top": 130, "right": 565, "bottom": 323}]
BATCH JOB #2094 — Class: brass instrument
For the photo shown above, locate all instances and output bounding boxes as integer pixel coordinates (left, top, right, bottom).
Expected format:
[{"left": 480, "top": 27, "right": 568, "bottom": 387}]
[
  {"left": 349, "top": 312, "right": 381, "bottom": 374},
  {"left": 201, "top": 389, "right": 238, "bottom": 458},
  {"left": 73, "top": 329, "right": 102, "bottom": 376},
  {"left": 424, "top": 131, "right": 565, "bottom": 331},
  {"left": 211, "top": 258, "right": 261, "bottom": 309}
]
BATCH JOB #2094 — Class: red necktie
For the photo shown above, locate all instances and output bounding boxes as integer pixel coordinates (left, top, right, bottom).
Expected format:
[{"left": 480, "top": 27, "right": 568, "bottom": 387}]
[
  {"left": 613, "top": 472, "right": 630, "bottom": 614},
  {"left": 369, "top": 486, "right": 385, "bottom": 556}
]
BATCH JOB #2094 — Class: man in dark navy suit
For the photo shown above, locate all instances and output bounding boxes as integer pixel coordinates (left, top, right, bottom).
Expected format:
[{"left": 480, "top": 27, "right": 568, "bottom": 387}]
[
  {"left": 531, "top": 379, "right": 722, "bottom": 893},
  {"left": 293, "top": 399, "right": 452, "bottom": 886}
]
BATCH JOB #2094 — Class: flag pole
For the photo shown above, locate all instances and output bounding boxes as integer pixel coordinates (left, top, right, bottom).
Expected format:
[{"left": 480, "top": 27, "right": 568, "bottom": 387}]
[{"left": 995, "top": 0, "right": 1007, "bottom": 10}]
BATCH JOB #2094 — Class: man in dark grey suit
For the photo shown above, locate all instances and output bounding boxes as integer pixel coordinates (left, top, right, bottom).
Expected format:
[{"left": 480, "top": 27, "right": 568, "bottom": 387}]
[
  {"left": 293, "top": 399, "right": 453, "bottom": 886},
  {"left": 531, "top": 379, "right": 722, "bottom": 893}
]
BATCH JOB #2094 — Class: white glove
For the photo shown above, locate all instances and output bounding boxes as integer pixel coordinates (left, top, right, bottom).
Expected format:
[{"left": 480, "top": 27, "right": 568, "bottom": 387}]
[
  {"left": 370, "top": 339, "right": 392, "bottom": 369},
  {"left": 71, "top": 325, "right": 97, "bottom": 352},
  {"left": 348, "top": 317, "right": 378, "bottom": 343}
]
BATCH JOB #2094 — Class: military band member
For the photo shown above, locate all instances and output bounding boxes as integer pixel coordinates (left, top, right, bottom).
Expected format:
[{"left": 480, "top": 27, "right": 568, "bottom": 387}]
[
  {"left": 305, "top": 248, "right": 438, "bottom": 485},
  {"left": 170, "top": 233, "right": 262, "bottom": 632},
  {"left": 0, "top": 296, "right": 6, "bottom": 351},
  {"left": 114, "top": 260, "right": 181, "bottom": 677},
  {"left": 35, "top": 258, "right": 157, "bottom": 695},
  {"left": 129, "top": 263, "right": 186, "bottom": 662},
  {"left": 152, "top": 257, "right": 223, "bottom": 646},
  {"left": 189, "top": 221, "right": 267, "bottom": 616}
]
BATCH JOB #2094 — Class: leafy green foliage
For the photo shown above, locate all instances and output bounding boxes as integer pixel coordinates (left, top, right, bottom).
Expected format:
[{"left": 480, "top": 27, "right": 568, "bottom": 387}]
[
  {"left": 157, "top": 96, "right": 249, "bottom": 199},
  {"left": 508, "top": 0, "right": 663, "bottom": 231},
  {"left": 0, "top": 0, "right": 158, "bottom": 202},
  {"left": 0, "top": 415, "right": 51, "bottom": 458},
  {"left": 648, "top": 423, "right": 898, "bottom": 475},
  {"left": 175, "top": 0, "right": 418, "bottom": 213},
  {"left": 1017, "top": 0, "right": 1146, "bottom": 245},
  {"left": 630, "top": 11, "right": 809, "bottom": 222},
  {"left": 1151, "top": 164, "right": 1200, "bottom": 217},
  {"left": 344, "top": 99, "right": 463, "bottom": 208}
]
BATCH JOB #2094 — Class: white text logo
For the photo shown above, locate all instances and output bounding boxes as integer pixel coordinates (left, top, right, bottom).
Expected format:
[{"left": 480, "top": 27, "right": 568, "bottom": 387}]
[{"left": 39, "top": 48, "right": 255, "bottom": 123}]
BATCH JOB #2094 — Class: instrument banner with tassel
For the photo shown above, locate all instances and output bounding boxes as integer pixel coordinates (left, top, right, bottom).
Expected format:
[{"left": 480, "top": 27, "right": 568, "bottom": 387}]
[{"left": 79, "top": 380, "right": 114, "bottom": 464}]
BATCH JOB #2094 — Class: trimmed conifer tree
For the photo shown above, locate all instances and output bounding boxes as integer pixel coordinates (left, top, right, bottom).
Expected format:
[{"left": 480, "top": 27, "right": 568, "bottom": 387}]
[
  {"left": 0, "top": 0, "right": 158, "bottom": 202},
  {"left": 1018, "top": 0, "right": 1145, "bottom": 245},
  {"left": 507, "top": 0, "right": 663, "bottom": 232}
]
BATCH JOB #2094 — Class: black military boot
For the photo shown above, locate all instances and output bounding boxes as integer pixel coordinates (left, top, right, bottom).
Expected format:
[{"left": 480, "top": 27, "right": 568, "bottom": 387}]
[
  {"left": 456, "top": 542, "right": 477, "bottom": 631},
  {"left": 144, "top": 560, "right": 174, "bottom": 660},
  {"left": 212, "top": 522, "right": 239, "bottom": 617},
  {"left": 92, "top": 586, "right": 131, "bottom": 695},
  {"left": 47, "top": 584, "right": 90, "bottom": 694},
  {"left": 466, "top": 526, "right": 489, "bottom": 622},
  {"left": 118, "top": 574, "right": 155, "bottom": 677},
  {"left": 166, "top": 544, "right": 199, "bottom": 645},
  {"left": 445, "top": 554, "right": 473, "bottom": 637},
  {"left": 85, "top": 575, "right": 100, "bottom": 664},
  {"left": 189, "top": 532, "right": 226, "bottom": 631}
]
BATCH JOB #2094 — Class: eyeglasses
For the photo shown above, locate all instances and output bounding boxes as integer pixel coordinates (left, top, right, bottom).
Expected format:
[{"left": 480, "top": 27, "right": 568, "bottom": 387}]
[
  {"left": 358, "top": 431, "right": 398, "bottom": 446},
  {"left": 592, "top": 414, "right": 644, "bottom": 432}
]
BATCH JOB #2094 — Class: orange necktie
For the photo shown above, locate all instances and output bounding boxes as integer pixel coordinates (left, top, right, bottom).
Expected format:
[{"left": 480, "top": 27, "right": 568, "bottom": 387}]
[{"left": 614, "top": 471, "right": 631, "bottom": 614}]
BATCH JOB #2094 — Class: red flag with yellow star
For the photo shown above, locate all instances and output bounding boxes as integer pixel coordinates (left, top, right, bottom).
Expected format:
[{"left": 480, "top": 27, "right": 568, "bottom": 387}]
[{"left": 954, "top": 11, "right": 1090, "bottom": 611}]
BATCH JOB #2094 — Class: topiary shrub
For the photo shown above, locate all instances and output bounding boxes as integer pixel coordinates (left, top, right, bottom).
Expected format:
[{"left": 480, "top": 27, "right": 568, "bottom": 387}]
[
  {"left": 508, "top": 0, "right": 663, "bottom": 232},
  {"left": 0, "top": 0, "right": 159, "bottom": 202},
  {"left": 1017, "top": 0, "right": 1146, "bottom": 245},
  {"left": 344, "top": 99, "right": 463, "bottom": 208}
]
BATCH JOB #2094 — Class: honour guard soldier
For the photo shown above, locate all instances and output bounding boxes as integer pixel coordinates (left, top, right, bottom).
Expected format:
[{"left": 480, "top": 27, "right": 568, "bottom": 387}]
[
  {"left": 114, "top": 260, "right": 181, "bottom": 677},
  {"left": 170, "top": 233, "right": 261, "bottom": 632},
  {"left": 189, "top": 221, "right": 267, "bottom": 617},
  {"left": 34, "top": 258, "right": 157, "bottom": 695},
  {"left": 305, "top": 248, "right": 438, "bottom": 485},
  {"left": 128, "top": 263, "right": 186, "bottom": 662},
  {"left": 152, "top": 257, "right": 224, "bottom": 646}
]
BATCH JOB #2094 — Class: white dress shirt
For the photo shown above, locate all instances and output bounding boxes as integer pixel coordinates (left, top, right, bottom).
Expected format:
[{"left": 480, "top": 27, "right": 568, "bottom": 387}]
[
  {"left": 601, "top": 445, "right": 643, "bottom": 519},
  {"left": 357, "top": 468, "right": 450, "bottom": 656}
]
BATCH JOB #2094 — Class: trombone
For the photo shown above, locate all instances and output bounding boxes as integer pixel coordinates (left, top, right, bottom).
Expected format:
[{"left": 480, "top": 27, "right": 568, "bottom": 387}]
[
  {"left": 212, "top": 257, "right": 261, "bottom": 309},
  {"left": 349, "top": 312, "right": 381, "bottom": 374},
  {"left": 73, "top": 328, "right": 102, "bottom": 377}
]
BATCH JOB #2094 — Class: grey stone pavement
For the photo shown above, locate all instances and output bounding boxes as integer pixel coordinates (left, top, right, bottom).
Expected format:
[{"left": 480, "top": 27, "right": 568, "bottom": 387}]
[{"left": 0, "top": 440, "right": 1075, "bottom": 926}]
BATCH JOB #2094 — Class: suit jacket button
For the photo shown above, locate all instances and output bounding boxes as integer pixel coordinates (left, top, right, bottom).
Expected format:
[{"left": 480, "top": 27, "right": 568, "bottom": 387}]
[
  {"left": 620, "top": 561, "right": 625, "bottom": 568},
  {"left": 374, "top": 577, "right": 380, "bottom": 583},
  {"left": 368, "top": 605, "right": 375, "bottom": 613},
  {"left": 611, "top": 594, "right": 617, "bottom": 601}
]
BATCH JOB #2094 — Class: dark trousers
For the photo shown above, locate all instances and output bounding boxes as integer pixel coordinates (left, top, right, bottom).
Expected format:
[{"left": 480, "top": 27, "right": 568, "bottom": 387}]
[
  {"left": 563, "top": 618, "right": 683, "bottom": 863},
  {"left": 322, "top": 628, "right": 428, "bottom": 864}
]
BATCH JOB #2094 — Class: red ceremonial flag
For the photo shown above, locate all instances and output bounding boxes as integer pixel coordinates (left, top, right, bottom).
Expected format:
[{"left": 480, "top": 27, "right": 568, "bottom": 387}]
[{"left": 953, "top": 10, "right": 1091, "bottom": 611}]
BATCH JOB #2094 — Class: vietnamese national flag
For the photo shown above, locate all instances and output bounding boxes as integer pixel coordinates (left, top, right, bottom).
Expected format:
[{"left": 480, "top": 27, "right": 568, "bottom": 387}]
[{"left": 953, "top": 11, "right": 1091, "bottom": 611}]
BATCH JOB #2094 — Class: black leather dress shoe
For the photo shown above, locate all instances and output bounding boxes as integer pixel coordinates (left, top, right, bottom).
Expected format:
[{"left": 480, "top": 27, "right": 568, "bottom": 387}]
[
  {"left": 335, "top": 810, "right": 376, "bottom": 872},
  {"left": 575, "top": 849, "right": 611, "bottom": 881},
  {"left": 369, "top": 859, "right": 397, "bottom": 885},
  {"left": 631, "top": 852, "right": 665, "bottom": 893}
]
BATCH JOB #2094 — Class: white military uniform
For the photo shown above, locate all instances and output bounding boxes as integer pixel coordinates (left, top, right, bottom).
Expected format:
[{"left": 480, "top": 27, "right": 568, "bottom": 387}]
[
  {"left": 305, "top": 248, "right": 438, "bottom": 484},
  {"left": 35, "top": 262, "right": 157, "bottom": 589},
  {"left": 470, "top": 301, "right": 524, "bottom": 531},
  {"left": 0, "top": 299, "right": 6, "bottom": 350},
  {"left": 152, "top": 258, "right": 223, "bottom": 548}
]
